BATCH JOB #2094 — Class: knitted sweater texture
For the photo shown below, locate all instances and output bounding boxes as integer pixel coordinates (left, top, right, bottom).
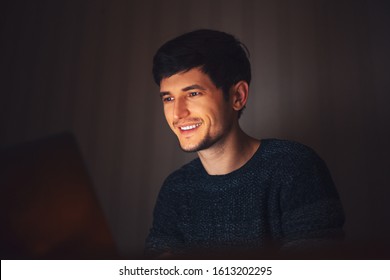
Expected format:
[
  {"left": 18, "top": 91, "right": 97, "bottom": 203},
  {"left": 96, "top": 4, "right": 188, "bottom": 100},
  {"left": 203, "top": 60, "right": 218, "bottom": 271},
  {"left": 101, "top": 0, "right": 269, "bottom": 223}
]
[{"left": 145, "top": 139, "right": 344, "bottom": 256}]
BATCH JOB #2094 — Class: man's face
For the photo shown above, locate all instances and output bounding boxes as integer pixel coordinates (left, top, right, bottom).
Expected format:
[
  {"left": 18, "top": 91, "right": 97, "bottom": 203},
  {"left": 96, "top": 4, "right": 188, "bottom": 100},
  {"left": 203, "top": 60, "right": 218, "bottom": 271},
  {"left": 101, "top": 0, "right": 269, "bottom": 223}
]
[{"left": 160, "top": 68, "right": 235, "bottom": 152}]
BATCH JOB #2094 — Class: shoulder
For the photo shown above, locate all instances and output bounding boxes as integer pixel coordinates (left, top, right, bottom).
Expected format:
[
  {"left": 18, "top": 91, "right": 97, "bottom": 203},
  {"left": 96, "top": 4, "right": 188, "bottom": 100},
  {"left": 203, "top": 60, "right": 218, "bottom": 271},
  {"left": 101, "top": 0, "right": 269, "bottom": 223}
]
[
  {"left": 260, "top": 139, "right": 326, "bottom": 173},
  {"left": 260, "top": 138, "right": 339, "bottom": 196},
  {"left": 261, "top": 138, "right": 319, "bottom": 161},
  {"left": 261, "top": 139, "right": 341, "bottom": 207}
]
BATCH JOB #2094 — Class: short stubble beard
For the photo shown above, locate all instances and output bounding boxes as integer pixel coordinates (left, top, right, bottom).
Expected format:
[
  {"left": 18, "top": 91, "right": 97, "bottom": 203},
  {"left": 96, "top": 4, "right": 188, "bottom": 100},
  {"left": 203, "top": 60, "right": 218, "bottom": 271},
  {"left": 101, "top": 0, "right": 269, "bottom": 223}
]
[
  {"left": 179, "top": 133, "right": 223, "bottom": 153},
  {"left": 178, "top": 121, "right": 233, "bottom": 153}
]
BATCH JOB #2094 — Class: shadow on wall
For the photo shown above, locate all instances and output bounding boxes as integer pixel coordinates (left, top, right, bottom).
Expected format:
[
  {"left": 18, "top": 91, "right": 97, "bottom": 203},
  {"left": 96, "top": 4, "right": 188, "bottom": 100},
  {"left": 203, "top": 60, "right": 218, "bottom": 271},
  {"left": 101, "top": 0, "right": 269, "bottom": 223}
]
[{"left": 0, "top": 133, "right": 118, "bottom": 259}]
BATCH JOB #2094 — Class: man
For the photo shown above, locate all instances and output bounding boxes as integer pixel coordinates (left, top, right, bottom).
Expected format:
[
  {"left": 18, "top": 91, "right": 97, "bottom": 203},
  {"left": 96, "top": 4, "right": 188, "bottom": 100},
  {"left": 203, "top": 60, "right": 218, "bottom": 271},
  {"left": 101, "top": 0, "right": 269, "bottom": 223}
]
[{"left": 145, "top": 29, "right": 344, "bottom": 258}]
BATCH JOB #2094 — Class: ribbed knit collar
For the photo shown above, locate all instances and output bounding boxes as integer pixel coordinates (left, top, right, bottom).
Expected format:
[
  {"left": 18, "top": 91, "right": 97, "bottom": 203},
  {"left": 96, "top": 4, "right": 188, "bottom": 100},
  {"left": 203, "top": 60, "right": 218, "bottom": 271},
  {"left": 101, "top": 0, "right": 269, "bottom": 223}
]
[{"left": 197, "top": 139, "right": 267, "bottom": 181}]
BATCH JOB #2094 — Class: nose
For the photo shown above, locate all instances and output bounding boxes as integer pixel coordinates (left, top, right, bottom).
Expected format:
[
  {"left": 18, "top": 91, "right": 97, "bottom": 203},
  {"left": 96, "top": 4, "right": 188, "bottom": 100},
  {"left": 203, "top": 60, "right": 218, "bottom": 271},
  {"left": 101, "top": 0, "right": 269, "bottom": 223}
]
[{"left": 173, "top": 97, "right": 190, "bottom": 120}]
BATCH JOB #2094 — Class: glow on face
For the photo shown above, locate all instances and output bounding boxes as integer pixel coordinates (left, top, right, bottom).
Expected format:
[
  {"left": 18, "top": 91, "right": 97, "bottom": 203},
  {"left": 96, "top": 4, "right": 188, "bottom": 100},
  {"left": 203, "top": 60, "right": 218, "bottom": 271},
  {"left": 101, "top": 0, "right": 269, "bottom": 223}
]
[{"left": 160, "top": 68, "right": 234, "bottom": 152}]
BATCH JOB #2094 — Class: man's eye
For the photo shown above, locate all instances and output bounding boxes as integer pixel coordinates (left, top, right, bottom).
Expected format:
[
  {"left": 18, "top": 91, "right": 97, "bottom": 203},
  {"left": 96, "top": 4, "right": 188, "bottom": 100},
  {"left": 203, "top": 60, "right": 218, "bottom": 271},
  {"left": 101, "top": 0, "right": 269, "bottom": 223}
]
[
  {"left": 163, "top": 96, "right": 174, "bottom": 102},
  {"left": 189, "top": 92, "right": 200, "bottom": 97}
]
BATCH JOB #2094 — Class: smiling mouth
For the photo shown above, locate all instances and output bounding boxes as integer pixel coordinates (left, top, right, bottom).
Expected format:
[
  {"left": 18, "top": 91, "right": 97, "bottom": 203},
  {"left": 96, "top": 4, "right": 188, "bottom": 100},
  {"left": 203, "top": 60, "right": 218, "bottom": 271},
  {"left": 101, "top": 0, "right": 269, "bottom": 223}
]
[{"left": 179, "top": 123, "right": 202, "bottom": 131}]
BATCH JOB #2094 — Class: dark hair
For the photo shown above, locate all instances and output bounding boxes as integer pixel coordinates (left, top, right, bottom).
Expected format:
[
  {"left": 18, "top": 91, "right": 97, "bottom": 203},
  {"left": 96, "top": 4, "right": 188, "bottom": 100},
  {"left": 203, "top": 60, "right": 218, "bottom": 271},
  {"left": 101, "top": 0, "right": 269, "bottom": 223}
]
[{"left": 152, "top": 29, "right": 251, "bottom": 117}]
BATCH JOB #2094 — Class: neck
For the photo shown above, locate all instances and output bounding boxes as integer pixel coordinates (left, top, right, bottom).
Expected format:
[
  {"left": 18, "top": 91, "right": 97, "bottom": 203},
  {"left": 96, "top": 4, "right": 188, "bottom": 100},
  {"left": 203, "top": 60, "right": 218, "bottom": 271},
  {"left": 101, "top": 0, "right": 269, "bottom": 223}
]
[{"left": 197, "top": 125, "right": 260, "bottom": 175}]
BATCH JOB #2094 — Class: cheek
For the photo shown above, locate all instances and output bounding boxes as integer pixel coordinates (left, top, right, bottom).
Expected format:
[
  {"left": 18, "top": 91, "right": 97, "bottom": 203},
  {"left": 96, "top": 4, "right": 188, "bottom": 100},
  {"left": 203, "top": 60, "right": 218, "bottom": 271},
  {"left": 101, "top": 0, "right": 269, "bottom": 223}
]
[
  {"left": 208, "top": 103, "right": 230, "bottom": 124},
  {"left": 210, "top": 110, "right": 233, "bottom": 133}
]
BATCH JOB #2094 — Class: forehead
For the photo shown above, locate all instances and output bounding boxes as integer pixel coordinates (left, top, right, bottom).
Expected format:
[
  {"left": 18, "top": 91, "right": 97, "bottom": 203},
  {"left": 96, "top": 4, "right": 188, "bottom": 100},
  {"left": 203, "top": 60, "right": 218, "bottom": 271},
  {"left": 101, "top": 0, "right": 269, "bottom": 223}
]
[{"left": 160, "top": 68, "right": 216, "bottom": 92}]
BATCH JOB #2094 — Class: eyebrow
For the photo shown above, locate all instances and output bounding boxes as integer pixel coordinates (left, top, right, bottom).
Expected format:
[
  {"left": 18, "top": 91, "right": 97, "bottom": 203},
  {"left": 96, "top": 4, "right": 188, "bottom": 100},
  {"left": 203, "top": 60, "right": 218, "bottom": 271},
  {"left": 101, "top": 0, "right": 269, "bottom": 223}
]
[
  {"left": 182, "top": 84, "right": 206, "bottom": 91},
  {"left": 160, "top": 84, "right": 206, "bottom": 97}
]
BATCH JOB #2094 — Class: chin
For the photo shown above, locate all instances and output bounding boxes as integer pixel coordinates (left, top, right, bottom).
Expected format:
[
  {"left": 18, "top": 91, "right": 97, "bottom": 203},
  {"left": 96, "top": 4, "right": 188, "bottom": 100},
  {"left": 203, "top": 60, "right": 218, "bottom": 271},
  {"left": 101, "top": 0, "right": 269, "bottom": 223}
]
[
  {"left": 179, "top": 142, "right": 200, "bottom": 153},
  {"left": 180, "top": 147, "right": 199, "bottom": 153},
  {"left": 178, "top": 136, "right": 217, "bottom": 153}
]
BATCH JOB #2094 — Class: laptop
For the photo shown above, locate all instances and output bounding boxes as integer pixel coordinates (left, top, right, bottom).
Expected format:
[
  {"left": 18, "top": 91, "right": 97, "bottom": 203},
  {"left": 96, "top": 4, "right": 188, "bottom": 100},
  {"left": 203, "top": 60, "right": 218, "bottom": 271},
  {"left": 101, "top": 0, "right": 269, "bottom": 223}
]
[{"left": 0, "top": 133, "right": 118, "bottom": 259}]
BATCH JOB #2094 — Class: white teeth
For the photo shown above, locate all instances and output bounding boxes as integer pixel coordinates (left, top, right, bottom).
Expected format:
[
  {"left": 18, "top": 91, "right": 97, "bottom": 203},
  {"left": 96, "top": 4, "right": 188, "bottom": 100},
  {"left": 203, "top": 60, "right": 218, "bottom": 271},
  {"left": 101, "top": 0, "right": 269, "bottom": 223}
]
[{"left": 180, "top": 123, "right": 201, "bottom": 131}]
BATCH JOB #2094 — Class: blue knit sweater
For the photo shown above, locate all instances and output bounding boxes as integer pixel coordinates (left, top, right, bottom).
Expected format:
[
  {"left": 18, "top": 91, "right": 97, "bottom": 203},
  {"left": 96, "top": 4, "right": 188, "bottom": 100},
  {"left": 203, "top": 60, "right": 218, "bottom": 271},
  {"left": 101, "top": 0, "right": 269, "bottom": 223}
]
[{"left": 145, "top": 139, "right": 344, "bottom": 256}]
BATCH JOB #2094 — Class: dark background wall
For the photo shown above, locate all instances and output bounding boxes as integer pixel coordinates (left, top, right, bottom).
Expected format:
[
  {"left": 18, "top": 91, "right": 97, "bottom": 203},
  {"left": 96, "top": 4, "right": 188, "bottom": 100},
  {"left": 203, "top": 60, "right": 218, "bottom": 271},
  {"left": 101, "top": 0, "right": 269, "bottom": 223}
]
[{"left": 1, "top": 0, "right": 389, "bottom": 256}]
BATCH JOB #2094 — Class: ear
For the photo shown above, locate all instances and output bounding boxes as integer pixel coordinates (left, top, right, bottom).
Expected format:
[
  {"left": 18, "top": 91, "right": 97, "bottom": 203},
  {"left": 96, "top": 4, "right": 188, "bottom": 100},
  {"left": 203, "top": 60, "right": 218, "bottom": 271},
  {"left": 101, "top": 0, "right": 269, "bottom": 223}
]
[{"left": 231, "top": 81, "right": 249, "bottom": 112}]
